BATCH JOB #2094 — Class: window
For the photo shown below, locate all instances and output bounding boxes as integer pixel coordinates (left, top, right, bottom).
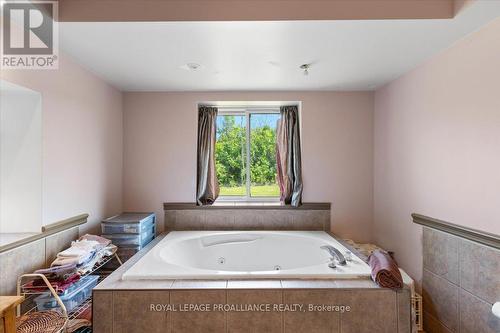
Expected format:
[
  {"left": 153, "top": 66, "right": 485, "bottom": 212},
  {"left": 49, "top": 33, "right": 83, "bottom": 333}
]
[{"left": 215, "top": 108, "right": 281, "bottom": 200}]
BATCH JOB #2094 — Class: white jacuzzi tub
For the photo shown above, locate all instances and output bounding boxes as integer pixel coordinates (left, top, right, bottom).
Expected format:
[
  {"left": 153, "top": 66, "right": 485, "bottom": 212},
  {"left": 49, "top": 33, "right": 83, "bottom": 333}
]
[{"left": 121, "top": 231, "right": 372, "bottom": 280}]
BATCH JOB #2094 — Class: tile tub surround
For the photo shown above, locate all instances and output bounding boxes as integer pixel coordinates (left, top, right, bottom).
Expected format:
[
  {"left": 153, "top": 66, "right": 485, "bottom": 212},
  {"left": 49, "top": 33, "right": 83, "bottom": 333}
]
[
  {"left": 163, "top": 202, "right": 331, "bottom": 231},
  {"left": 93, "top": 234, "right": 411, "bottom": 333},
  {"left": 420, "top": 225, "right": 500, "bottom": 333}
]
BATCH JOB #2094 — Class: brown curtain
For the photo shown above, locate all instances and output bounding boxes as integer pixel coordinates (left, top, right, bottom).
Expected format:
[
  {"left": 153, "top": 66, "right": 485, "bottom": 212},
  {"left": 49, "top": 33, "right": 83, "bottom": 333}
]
[
  {"left": 276, "top": 105, "right": 303, "bottom": 207},
  {"left": 196, "top": 106, "right": 219, "bottom": 205}
]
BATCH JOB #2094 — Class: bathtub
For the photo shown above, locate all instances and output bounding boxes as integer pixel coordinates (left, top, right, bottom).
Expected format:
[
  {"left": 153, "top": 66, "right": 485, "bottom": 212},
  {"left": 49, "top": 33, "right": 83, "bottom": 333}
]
[{"left": 122, "top": 231, "right": 372, "bottom": 280}]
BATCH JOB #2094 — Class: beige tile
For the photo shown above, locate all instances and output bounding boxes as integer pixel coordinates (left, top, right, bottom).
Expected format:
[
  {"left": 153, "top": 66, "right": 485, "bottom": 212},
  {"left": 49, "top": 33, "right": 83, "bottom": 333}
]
[
  {"left": 0, "top": 239, "right": 45, "bottom": 295},
  {"left": 171, "top": 279, "right": 227, "bottom": 289},
  {"left": 396, "top": 288, "right": 412, "bottom": 333},
  {"left": 45, "top": 227, "right": 79, "bottom": 266},
  {"left": 291, "top": 211, "right": 328, "bottom": 231},
  {"left": 93, "top": 291, "right": 113, "bottom": 333},
  {"left": 422, "top": 269, "right": 459, "bottom": 332},
  {"left": 164, "top": 210, "right": 177, "bottom": 232},
  {"left": 284, "top": 289, "right": 341, "bottom": 333},
  {"left": 227, "top": 289, "right": 282, "bottom": 333},
  {"left": 459, "top": 289, "right": 500, "bottom": 333},
  {"left": 113, "top": 290, "right": 169, "bottom": 333},
  {"left": 281, "top": 279, "right": 338, "bottom": 289},
  {"left": 423, "top": 227, "right": 459, "bottom": 284},
  {"left": 227, "top": 279, "right": 281, "bottom": 289},
  {"left": 205, "top": 210, "right": 236, "bottom": 230},
  {"left": 103, "top": 279, "right": 174, "bottom": 290},
  {"left": 459, "top": 239, "right": 500, "bottom": 304},
  {"left": 175, "top": 210, "right": 205, "bottom": 230},
  {"left": 234, "top": 210, "right": 265, "bottom": 230},
  {"left": 331, "top": 279, "right": 378, "bottom": 289},
  {"left": 423, "top": 311, "right": 453, "bottom": 333},
  {"left": 340, "top": 289, "right": 397, "bottom": 333},
  {"left": 170, "top": 290, "right": 226, "bottom": 333},
  {"left": 263, "top": 210, "right": 293, "bottom": 230}
]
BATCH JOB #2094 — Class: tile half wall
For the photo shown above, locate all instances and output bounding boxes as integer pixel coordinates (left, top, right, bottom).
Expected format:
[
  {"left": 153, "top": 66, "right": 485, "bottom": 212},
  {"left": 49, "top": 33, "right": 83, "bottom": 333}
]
[
  {"left": 415, "top": 215, "right": 500, "bottom": 333},
  {"left": 164, "top": 203, "right": 331, "bottom": 231}
]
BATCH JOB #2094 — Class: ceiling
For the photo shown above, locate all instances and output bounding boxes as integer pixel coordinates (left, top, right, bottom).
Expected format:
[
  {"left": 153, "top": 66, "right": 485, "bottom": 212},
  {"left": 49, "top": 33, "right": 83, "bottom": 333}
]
[{"left": 59, "top": 1, "right": 500, "bottom": 92}]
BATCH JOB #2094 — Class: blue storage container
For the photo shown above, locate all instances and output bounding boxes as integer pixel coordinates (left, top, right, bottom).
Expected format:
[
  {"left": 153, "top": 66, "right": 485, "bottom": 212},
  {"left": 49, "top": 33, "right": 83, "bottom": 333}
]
[
  {"left": 116, "top": 242, "right": 150, "bottom": 262},
  {"left": 102, "top": 225, "right": 154, "bottom": 247},
  {"left": 101, "top": 213, "right": 155, "bottom": 234},
  {"left": 34, "top": 275, "right": 99, "bottom": 312}
]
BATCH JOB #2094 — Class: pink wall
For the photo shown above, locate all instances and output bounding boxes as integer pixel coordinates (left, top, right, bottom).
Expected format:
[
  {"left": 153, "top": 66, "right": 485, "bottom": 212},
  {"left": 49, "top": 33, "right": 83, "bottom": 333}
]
[
  {"left": 0, "top": 52, "right": 123, "bottom": 234},
  {"left": 374, "top": 18, "right": 500, "bottom": 285},
  {"left": 123, "top": 91, "right": 374, "bottom": 241}
]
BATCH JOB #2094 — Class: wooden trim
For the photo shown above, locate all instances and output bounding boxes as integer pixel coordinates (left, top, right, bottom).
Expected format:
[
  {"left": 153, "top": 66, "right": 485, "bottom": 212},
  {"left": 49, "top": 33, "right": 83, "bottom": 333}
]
[
  {"left": 163, "top": 202, "right": 331, "bottom": 211},
  {"left": 412, "top": 213, "right": 500, "bottom": 250},
  {"left": 58, "top": 0, "right": 454, "bottom": 22},
  {"left": 0, "top": 214, "right": 88, "bottom": 253}
]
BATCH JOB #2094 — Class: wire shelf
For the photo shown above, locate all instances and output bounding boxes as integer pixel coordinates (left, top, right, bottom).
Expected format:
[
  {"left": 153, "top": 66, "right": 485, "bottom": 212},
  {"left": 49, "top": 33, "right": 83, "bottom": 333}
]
[
  {"left": 16, "top": 243, "right": 124, "bottom": 333},
  {"left": 68, "top": 297, "right": 92, "bottom": 320},
  {"left": 20, "top": 254, "right": 118, "bottom": 295},
  {"left": 18, "top": 253, "right": 121, "bottom": 324}
]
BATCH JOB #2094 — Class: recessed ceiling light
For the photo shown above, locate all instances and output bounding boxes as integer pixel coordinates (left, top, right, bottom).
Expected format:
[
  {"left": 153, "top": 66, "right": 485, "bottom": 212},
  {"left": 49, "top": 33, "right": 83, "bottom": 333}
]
[
  {"left": 188, "top": 63, "right": 200, "bottom": 70},
  {"left": 300, "top": 64, "right": 311, "bottom": 76},
  {"left": 180, "top": 63, "right": 201, "bottom": 71}
]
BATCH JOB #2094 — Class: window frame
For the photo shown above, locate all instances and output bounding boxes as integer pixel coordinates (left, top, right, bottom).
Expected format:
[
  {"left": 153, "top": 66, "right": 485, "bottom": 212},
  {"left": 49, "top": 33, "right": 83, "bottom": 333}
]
[{"left": 216, "top": 107, "right": 281, "bottom": 202}]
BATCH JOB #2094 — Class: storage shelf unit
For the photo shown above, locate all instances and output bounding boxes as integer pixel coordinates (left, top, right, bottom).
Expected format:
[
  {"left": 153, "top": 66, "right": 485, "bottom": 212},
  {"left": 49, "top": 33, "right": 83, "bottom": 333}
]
[
  {"left": 17, "top": 253, "right": 121, "bottom": 333},
  {"left": 101, "top": 212, "right": 156, "bottom": 262}
]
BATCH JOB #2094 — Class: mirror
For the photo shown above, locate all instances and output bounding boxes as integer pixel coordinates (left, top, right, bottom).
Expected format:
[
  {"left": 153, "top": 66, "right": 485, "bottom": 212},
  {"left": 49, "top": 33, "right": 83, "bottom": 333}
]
[{"left": 0, "top": 80, "right": 42, "bottom": 235}]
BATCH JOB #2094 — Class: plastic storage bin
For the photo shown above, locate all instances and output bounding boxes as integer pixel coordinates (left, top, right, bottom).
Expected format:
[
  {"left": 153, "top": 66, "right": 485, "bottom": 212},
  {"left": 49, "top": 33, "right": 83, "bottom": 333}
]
[
  {"left": 116, "top": 245, "right": 144, "bottom": 262},
  {"left": 34, "top": 275, "right": 99, "bottom": 312},
  {"left": 101, "top": 213, "right": 156, "bottom": 234},
  {"left": 102, "top": 226, "right": 154, "bottom": 247}
]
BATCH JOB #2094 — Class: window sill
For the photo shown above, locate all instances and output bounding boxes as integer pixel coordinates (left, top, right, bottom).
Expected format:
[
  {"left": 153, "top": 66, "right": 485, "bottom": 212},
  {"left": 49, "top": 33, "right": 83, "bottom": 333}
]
[
  {"left": 163, "top": 202, "right": 331, "bottom": 211},
  {"left": 213, "top": 200, "right": 282, "bottom": 207}
]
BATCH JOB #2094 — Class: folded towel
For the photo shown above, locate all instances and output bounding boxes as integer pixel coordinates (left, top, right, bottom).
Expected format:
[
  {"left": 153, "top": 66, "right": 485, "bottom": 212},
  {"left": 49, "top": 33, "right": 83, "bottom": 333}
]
[
  {"left": 78, "top": 234, "right": 111, "bottom": 251},
  {"left": 58, "top": 240, "right": 99, "bottom": 258},
  {"left": 51, "top": 253, "right": 94, "bottom": 267},
  {"left": 77, "top": 244, "right": 117, "bottom": 275},
  {"left": 51, "top": 239, "right": 99, "bottom": 267},
  {"left": 368, "top": 250, "right": 403, "bottom": 289},
  {"left": 34, "top": 263, "right": 77, "bottom": 280},
  {"left": 28, "top": 273, "right": 81, "bottom": 294}
]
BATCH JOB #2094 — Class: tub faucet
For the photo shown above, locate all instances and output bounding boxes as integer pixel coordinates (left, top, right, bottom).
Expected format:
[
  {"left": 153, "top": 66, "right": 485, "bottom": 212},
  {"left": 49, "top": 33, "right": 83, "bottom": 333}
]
[{"left": 320, "top": 245, "right": 347, "bottom": 266}]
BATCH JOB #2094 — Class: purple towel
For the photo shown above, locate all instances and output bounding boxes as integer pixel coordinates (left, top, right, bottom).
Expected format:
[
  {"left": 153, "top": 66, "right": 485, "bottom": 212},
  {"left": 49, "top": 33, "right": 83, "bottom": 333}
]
[{"left": 368, "top": 250, "right": 403, "bottom": 289}]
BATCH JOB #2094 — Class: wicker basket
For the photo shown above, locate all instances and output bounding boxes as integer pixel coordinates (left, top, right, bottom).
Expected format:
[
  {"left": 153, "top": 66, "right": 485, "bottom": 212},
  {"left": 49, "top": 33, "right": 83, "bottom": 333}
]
[{"left": 16, "top": 310, "right": 67, "bottom": 333}]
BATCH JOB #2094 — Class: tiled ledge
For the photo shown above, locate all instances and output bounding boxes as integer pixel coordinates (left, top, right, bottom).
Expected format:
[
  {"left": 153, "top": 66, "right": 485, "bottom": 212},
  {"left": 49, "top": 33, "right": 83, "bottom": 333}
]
[
  {"left": 96, "top": 278, "right": 381, "bottom": 291},
  {"left": 164, "top": 202, "right": 331, "bottom": 210},
  {"left": 0, "top": 214, "right": 88, "bottom": 253}
]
